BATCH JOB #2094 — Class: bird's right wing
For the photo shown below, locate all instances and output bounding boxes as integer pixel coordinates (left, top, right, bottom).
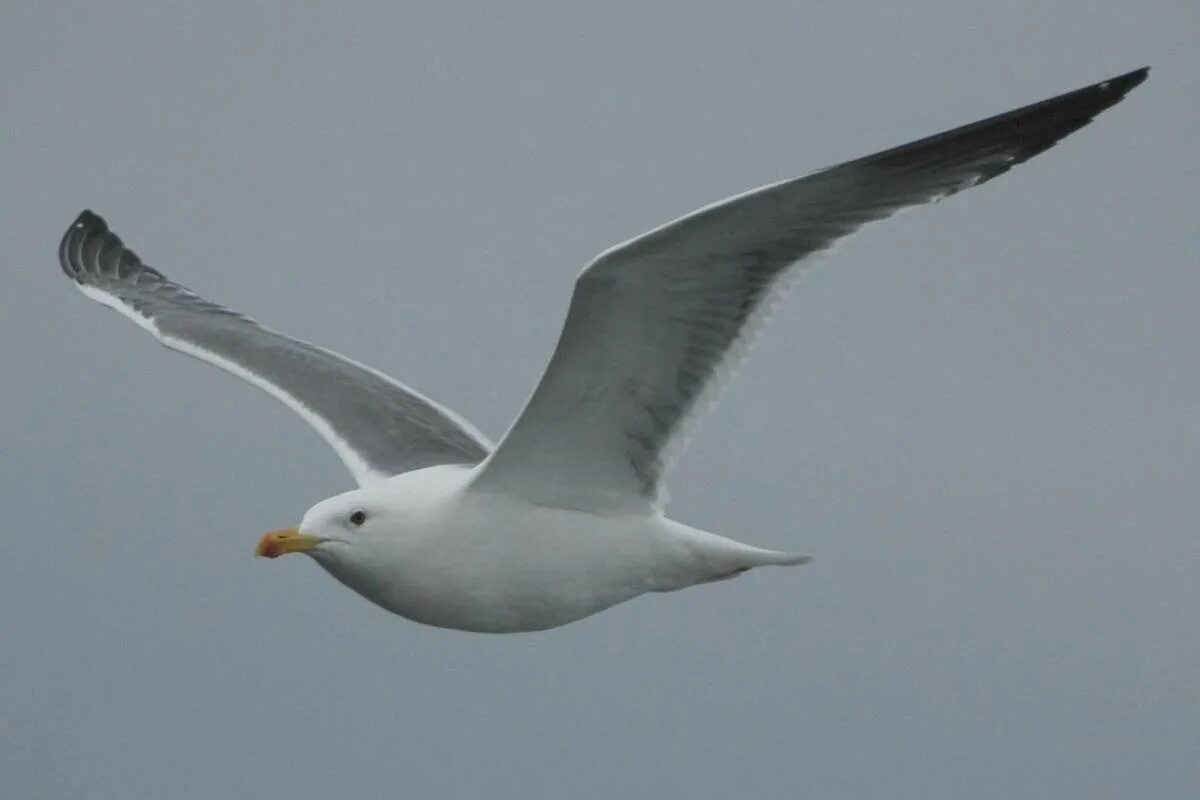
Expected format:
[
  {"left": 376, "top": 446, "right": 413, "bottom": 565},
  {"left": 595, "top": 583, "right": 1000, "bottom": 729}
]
[{"left": 58, "top": 211, "right": 491, "bottom": 486}]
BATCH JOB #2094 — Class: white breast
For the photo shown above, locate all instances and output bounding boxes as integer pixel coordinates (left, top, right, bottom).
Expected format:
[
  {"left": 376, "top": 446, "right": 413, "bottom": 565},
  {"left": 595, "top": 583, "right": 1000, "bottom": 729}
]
[{"left": 313, "top": 466, "right": 704, "bottom": 632}]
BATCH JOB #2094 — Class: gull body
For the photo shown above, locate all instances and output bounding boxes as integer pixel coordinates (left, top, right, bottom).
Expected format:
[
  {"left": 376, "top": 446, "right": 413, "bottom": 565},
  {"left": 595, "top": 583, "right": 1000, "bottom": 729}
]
[
  {"left": 302, "top": 465, "right": 805, "bottom": 632},
  {"left": 55, "top": 68, "right": 1147, "bottom": 632}
]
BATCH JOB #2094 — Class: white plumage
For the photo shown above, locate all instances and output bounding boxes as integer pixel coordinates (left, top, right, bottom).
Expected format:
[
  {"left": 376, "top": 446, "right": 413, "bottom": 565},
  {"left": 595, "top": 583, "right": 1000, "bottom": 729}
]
[{"left": 57, "top": 68, "right": 1146, "bottom": 632}]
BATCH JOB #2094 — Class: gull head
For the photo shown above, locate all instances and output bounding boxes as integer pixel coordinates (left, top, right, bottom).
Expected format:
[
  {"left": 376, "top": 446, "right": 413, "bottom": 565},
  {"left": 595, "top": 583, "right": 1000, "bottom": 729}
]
[{"left": 255, "top": 486, "right": 395, "bottom": 563}]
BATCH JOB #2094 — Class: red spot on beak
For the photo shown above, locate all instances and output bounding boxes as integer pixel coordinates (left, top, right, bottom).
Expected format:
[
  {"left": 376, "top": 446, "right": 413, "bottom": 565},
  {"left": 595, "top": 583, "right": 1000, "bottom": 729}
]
[{"left": 255, "top": 531, "right": 284, "bottom": 558}]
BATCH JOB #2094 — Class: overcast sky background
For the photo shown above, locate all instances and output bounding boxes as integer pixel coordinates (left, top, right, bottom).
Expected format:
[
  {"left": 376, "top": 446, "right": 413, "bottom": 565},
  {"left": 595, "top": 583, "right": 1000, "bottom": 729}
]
[{"left": 2, "top": 2, "right": 1196, "bottom": 798}]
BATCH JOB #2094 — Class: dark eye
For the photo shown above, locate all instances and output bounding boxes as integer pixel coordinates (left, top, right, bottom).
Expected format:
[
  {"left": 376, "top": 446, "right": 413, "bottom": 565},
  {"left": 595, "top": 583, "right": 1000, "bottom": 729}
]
[{"left": 349, "top": 510, "right": 367, "bottom": 527}]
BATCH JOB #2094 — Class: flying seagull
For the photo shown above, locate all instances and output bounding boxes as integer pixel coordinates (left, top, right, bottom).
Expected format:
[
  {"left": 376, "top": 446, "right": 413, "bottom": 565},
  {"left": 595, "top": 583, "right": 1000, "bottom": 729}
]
[{"left": 58, "top": 68, "right": 1147, "bottom": 632}]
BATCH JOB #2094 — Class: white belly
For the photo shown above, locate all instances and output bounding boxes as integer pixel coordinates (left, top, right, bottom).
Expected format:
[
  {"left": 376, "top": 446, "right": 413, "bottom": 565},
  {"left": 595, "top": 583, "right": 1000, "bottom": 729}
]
[{"left": 313, "top": 468, "right": 712, "bottom": 632}]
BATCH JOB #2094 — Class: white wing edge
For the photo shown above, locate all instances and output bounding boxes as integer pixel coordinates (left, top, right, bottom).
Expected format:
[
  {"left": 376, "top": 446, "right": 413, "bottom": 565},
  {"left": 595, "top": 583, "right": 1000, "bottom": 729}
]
[{"left": 76, "top": 282, "right": 389, "bottom": 486}]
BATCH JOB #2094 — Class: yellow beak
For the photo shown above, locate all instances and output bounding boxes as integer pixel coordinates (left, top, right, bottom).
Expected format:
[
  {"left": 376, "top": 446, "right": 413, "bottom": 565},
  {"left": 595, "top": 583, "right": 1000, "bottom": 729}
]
[{"left": 255, "top": 527, "right": 322, "bottom": 558}]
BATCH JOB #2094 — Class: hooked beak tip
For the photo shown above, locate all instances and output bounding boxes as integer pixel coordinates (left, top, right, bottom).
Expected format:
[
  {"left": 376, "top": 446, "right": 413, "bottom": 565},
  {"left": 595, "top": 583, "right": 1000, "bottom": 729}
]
[
  {"left": 255, "top": 527, "right": 319, "bottom": 558},
  {"left": 255, "top": 536, "right": 281, "bottom": 558}
]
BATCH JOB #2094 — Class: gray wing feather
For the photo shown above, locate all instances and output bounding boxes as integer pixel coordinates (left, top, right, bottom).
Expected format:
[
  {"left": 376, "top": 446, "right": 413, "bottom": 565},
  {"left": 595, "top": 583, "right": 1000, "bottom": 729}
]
[
  {"left": 59, "top": 212, "right": 490, "bottom": 485},
  {"left": 471, "top": 67, "right": 1148, "bottom": 511}
]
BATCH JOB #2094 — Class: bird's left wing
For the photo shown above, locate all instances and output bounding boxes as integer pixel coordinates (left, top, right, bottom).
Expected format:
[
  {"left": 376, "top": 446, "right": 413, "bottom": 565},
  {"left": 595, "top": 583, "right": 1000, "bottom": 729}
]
[
  {"left": 59, "top": 211, "right": 491, "bottom": 486},
  {"left": 470, "top": 67, "right": 1148, "bottom": 512}
]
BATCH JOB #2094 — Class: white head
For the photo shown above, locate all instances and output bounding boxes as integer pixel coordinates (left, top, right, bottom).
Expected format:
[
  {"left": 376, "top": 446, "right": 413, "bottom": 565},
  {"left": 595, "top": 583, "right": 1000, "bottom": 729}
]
[{"left": 255, "top": 485, "right": 399, "bottom": 567}]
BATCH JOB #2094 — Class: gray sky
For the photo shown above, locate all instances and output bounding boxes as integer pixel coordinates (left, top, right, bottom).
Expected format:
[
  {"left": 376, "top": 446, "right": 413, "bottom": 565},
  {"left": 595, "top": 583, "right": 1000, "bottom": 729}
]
[{"left": 2, "top": 2, "right": 1196, "bottom": 798}]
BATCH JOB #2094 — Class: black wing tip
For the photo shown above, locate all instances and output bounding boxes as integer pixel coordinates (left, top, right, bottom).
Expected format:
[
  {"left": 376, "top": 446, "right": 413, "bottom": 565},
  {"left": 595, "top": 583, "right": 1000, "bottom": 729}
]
[
  {"left": 57, "top": 209, "right": 152, "bottom": 286},
  {"left": 864, "top": 65, "right": 1150, "bottom": 181},
  {"left": 1076, "top": 65, "right": 1150, "bottom": 113},
  {"left": 1101, "top": 66, "right": 1150, "bottom": 94},
  {"left": 72, "top": 208, "right": 103, "bottom": 225},
  {"left": 1013, "top": 65, "right": 1150, "bottom": 156},
  {"left": 64, "top": 209, "right": 108, "bottom": 243},
  {"left": 58, "top": 209, "right": 110, "bottom": 282}
]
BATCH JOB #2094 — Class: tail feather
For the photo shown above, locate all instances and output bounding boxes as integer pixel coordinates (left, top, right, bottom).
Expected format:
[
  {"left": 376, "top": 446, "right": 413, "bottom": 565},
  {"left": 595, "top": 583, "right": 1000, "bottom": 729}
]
[
  {"left": 699, "top": 546, "right": 812, "bottom": 583},
  {"left": 671, "top": 523, "right": 812, "bottom": 582},
  {"left": 748, "top": 549, "right": 813, "bottom": 568}
]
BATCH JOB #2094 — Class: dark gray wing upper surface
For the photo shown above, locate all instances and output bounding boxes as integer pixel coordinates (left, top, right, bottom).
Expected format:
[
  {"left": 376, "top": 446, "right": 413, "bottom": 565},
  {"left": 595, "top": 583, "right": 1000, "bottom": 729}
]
[
  {"left": 59, "top": 212, "right": 491, "bottom": 485},
  {"left": 470, "top": 68, "right": 1149, "bottom": 512}
]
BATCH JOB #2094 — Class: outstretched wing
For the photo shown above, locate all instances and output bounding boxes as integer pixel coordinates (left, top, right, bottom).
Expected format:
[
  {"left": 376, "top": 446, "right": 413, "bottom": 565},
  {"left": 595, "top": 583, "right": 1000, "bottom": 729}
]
[
  {"left": 471, "top": 68, "right": 1148, "bottom": 512},
  {"left": 58, "top": 211, "right": 491, "bottom": 485}
]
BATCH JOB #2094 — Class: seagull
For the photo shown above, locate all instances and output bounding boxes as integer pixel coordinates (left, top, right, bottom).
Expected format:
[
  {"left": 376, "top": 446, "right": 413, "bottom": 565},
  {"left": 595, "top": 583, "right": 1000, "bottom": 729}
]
[{"left": 57, "top": 68, "right": 1147, "bottom": 632}]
